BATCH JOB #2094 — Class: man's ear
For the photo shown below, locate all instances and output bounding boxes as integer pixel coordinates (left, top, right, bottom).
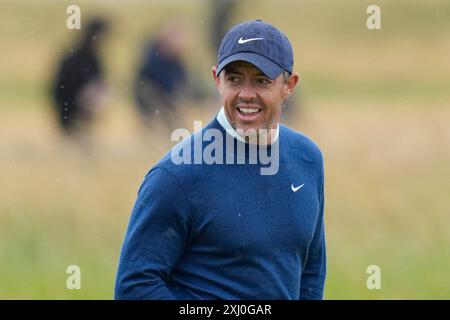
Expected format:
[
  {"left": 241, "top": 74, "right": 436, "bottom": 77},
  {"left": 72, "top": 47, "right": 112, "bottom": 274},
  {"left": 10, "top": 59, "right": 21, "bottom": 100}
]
[
  {"left": 212, "top": 66, "right": 225, "bottom": 95},
  {"left": 283, "top": 72, "right": 300, "bottom": 99},
  {"left": 212, "top": 66, "right": 220, "bottom": 88}
]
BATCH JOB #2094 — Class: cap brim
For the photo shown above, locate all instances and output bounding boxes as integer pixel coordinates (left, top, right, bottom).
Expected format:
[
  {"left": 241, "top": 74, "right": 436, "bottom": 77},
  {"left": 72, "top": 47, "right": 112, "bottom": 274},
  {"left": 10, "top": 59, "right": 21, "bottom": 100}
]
[{"left": 216, "top": 52, "right": 284, "bottom": 80}]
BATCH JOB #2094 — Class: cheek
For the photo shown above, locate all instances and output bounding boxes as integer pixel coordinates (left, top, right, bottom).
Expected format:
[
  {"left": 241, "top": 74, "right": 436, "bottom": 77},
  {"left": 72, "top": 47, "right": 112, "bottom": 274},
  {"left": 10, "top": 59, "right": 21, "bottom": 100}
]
[
  {"left": 222, "top": 89, "right": 239, "bottom": 119},
  {"left": 222, "top": 88, "right": 239, "bottom": 106},
  {"left": 260, "top": 93, "right": 283, "bottom": 122},
  {"left": 261, "top": 92, "right": 281, "bottom": 113}
]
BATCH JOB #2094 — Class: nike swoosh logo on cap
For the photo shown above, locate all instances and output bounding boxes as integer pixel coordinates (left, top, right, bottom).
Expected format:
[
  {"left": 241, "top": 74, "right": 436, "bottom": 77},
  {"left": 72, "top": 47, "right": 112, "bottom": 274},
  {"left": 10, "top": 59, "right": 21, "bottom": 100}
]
[{"left": 238, "top": 36, "right": 263, "bottom": 44}]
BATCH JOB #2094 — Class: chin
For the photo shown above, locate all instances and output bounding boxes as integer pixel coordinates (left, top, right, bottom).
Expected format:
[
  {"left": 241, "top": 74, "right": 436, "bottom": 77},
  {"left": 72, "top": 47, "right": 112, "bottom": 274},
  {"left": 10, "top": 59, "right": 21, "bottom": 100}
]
[{"left": 235, "top": 123, "right": 264, "bottom": 134}]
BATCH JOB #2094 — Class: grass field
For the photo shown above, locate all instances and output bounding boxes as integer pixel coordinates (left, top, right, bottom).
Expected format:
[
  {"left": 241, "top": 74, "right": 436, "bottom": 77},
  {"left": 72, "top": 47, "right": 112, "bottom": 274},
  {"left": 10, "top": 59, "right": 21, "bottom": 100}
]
[{"left": 1, "top": 0, "right": 449, "bottom": 299}]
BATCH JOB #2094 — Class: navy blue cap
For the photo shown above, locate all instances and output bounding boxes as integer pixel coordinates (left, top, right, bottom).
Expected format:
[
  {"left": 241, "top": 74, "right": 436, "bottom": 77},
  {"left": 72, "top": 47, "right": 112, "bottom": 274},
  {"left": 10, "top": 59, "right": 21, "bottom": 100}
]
[{"left": 216, "top": 19, "right": 293, "bottom": 80}]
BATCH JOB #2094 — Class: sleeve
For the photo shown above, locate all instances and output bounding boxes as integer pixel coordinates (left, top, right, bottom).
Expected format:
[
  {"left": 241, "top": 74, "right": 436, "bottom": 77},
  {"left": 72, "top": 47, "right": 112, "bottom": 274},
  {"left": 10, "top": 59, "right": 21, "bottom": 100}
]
[
  {"left": 114, "top": 167, "right": 192, "bottom": 300},
  {"left": 300, "top": 155, "right": 326, "bottom": 300}
]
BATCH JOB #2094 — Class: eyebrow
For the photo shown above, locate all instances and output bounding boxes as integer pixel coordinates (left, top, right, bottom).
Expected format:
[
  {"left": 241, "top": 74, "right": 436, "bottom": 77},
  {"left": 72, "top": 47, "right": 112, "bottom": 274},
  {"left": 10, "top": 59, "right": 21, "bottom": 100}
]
[{"left": 224, "top": 67, "right": 267, "bottom": 77}]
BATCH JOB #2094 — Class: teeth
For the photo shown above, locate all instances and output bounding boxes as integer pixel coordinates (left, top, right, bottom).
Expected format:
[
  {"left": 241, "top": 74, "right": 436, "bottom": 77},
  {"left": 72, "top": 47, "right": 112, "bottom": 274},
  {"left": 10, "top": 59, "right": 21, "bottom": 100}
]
[{"left": 239, "top": 107, "right": 260, "bottom": 114}]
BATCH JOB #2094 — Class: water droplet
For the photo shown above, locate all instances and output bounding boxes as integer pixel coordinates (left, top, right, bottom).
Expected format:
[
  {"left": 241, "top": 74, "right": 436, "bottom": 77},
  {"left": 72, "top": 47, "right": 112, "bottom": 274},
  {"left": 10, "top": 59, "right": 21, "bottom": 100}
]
[{"left": 163, "top": 228, "right": 176, "bottom": 238}]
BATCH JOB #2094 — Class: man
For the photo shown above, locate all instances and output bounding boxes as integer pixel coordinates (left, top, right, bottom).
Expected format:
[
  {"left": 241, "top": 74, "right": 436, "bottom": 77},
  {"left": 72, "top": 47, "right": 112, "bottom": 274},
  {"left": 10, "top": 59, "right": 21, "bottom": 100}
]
[
  {"left": 115, "top": 19, "right": 326, "bottom": 300},
  {"left": 135, "top": 21, "right": 189, "bottom": 130},
  {"left": 52, "top": 18, "right": 108, "bottom": 136}
]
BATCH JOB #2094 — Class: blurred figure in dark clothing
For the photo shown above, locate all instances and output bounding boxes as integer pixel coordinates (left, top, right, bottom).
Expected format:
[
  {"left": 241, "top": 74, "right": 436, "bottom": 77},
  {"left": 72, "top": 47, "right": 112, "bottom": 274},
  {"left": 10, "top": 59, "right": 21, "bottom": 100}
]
[
  {"left": 52, "top": 18, "right": 109, "bottom": 137},
  {"left": 135, "top": 22, "right": 189, "bottom": 130},
  {"left": 210, "top": 0, "right": 238, "bottom": 51}
]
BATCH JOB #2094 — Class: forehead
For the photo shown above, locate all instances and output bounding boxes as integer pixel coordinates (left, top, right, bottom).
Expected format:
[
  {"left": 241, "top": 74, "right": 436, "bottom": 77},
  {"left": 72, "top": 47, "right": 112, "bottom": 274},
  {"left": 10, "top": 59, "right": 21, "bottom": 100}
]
[{"left": 223, "top": 61, "right": 266, "bottom": 76}]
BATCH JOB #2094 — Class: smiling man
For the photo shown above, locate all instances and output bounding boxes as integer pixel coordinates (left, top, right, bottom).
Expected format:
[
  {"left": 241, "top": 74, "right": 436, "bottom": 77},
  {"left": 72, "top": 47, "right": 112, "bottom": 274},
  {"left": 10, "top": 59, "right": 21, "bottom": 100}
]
[
  {"left": 115, "top": 19, "right": 326, "bottom": 300},
  {"left": 214, "top": 60, "right": 288, "bottom": 145}
]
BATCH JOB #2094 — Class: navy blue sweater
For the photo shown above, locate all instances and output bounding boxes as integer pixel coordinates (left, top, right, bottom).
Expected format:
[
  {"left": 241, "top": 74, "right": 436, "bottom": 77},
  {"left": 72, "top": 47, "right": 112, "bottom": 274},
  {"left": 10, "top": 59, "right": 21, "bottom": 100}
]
[{"left": 115, "top": 117, "right": 326, "bottom": 300}]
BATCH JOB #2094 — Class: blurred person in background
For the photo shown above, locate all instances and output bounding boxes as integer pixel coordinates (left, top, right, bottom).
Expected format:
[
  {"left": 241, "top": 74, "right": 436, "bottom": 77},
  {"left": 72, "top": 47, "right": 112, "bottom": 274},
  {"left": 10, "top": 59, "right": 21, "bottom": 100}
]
[
  {"left": 52, "top": 18, "right": 109, "bottom": 147},
  {"left": 134, "top": 22, "right": 190, "bottom": 131},
  {"left": 209, "top": 0, "right": 239, "bottom": 51}
]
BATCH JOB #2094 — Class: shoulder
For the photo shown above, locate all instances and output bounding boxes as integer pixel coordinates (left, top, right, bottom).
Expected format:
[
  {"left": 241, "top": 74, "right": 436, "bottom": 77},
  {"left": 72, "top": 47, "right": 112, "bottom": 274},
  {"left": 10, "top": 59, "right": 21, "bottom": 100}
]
[
  {"left": 280, "top": 124, "right": 323, "bottom": 164},
  {"left": 151, "top": 118, "right": 221, "bottom": 175},
  {"left": 144, "top": 128, "right": 205, "bottom": 186},
  {"left": 136, "top": 165, "right": 183, "bottom": 200}
]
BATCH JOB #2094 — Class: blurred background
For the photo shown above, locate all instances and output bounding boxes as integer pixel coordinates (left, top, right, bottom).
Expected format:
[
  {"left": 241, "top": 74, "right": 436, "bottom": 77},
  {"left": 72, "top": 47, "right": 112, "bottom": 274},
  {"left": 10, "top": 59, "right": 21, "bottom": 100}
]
[{"left": 1, "top": 0, "right": 449, "bottom": 299}]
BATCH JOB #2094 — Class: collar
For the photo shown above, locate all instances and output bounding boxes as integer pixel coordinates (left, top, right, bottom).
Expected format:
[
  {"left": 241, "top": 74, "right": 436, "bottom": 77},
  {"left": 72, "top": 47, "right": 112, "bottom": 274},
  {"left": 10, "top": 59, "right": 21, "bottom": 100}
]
[{"left": 216, "top": 106, "right": 279, "bottom": 144}]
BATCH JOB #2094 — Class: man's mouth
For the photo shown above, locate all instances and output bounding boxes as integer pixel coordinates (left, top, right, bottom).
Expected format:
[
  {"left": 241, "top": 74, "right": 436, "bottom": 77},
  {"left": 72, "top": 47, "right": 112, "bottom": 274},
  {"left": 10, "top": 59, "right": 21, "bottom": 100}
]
[{"left": 237, "top": 107, "right": 262, "bottom": 117}]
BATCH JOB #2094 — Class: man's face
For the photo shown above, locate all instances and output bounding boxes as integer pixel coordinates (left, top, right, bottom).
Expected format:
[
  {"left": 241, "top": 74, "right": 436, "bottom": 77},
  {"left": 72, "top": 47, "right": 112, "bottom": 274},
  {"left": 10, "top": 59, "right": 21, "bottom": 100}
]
[{"left": 213, "top": 61, "right": 298, "bottom": 141}]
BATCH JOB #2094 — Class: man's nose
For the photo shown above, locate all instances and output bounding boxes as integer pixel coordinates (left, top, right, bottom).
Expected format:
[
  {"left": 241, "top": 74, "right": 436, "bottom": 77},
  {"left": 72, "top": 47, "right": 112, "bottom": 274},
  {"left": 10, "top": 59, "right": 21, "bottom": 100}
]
[{"left": 238, "top": 80, "right": 257, "bottom": 101}]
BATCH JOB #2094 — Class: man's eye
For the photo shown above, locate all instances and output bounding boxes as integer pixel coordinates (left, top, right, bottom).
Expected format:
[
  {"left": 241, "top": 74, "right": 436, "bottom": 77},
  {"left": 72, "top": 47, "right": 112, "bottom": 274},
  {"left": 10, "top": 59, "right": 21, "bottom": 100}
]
[
  {"left": 227, "top": 76, "right": 240, "bottom": 83},
  {"left": 257, "top": 78, "right": 271, "bottom": 85}
]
